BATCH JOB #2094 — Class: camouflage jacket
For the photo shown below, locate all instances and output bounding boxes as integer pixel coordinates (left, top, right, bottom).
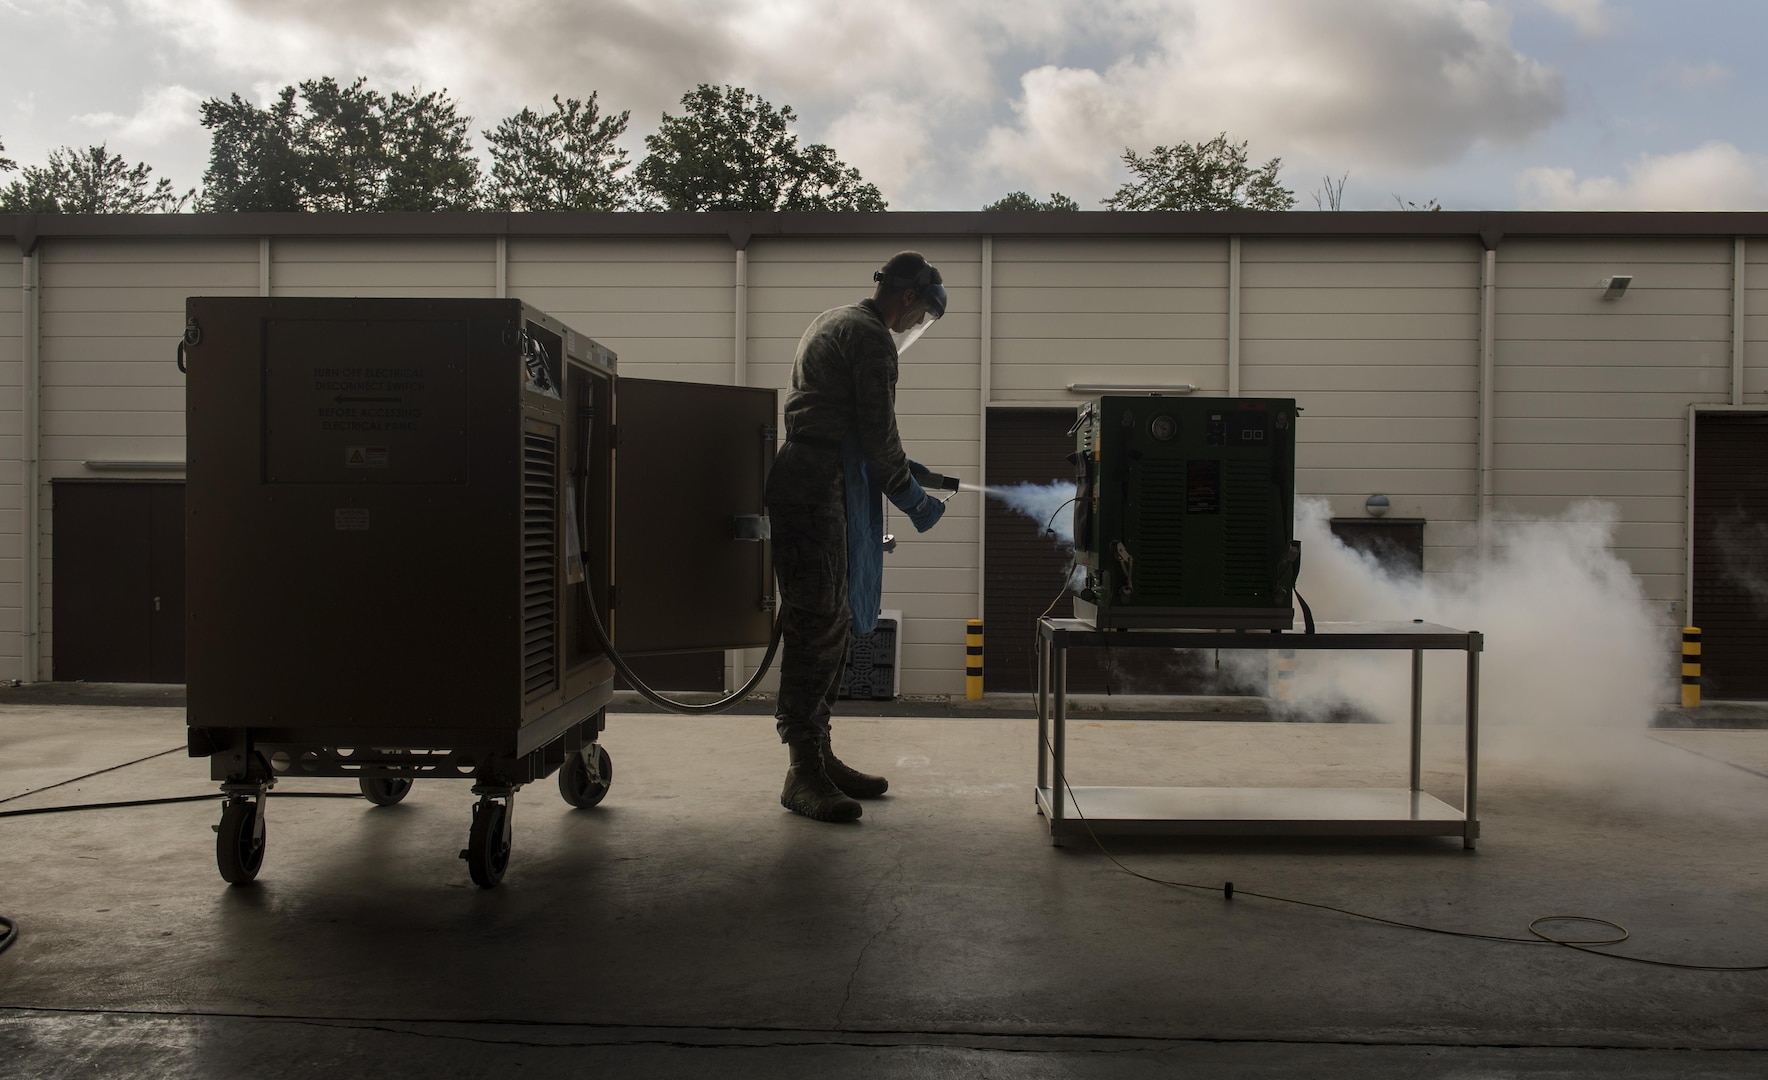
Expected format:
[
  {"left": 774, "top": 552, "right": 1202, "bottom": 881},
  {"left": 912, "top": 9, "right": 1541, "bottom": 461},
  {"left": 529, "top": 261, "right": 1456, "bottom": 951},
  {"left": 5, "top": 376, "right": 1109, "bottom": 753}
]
[{"left": 766, "top": 299, "right": 913, "bottom": 506}]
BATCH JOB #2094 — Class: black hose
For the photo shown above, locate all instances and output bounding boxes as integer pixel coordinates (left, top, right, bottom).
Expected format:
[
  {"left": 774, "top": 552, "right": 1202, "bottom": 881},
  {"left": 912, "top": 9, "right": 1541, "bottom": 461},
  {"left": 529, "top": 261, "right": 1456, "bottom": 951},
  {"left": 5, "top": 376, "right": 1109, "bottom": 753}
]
[
  {"left": 581, "top": 577, "right": 784, "bottom": 715},
  {"left": 0, "top": 915, "right": 15, "bottom": 955}
]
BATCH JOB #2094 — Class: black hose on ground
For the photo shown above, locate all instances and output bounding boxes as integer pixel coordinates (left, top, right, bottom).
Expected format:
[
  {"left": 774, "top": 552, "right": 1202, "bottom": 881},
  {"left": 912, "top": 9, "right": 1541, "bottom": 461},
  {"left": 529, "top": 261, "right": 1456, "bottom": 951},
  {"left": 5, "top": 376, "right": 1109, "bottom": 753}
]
[{"left": 581, "top": 578, "right": 784, "bottom": 715}]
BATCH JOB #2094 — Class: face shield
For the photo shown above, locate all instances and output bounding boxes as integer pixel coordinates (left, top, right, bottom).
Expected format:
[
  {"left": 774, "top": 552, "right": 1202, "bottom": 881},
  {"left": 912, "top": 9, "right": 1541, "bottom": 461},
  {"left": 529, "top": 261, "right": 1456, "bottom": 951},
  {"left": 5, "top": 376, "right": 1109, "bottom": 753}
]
[{"left": 889, "top": 280, "right": 947, "bottom": 355}]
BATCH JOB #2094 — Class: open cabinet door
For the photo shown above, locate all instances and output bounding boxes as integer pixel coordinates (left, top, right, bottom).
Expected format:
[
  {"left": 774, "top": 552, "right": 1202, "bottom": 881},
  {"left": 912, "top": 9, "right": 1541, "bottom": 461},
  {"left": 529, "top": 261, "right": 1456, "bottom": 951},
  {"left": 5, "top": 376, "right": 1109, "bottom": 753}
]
[{"left": 613, "top": 378, "right": 777, "bottom": 654}]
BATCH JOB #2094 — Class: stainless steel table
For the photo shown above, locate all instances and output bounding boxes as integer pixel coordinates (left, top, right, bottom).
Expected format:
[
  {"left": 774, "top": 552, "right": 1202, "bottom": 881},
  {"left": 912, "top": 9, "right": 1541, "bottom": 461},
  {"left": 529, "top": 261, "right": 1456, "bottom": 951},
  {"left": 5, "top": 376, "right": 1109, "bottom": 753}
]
[{"left": 1035, "top": 619, "right": 1483, "bottom": 848}]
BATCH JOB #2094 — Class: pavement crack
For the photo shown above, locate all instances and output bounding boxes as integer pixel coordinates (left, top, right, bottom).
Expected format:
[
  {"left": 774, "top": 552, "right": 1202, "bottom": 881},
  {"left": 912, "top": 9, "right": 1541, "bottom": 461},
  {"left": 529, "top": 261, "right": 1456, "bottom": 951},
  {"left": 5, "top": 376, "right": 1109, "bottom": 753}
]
[{"left": 834, "top": 838, "right": 911, "bottom": 1028}]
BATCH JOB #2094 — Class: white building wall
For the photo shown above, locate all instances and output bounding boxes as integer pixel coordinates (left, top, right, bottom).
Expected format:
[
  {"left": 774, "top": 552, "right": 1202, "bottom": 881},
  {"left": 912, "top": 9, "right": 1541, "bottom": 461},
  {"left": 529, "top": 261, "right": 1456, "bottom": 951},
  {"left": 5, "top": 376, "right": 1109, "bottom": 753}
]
[
  {"left": 1495, "top": 238, "right": 1734, "bottom": 620},
  {"left": 1240, "top": 237, "right": 1482, "bottom": 581},
  {"left": 0, "top": 255, "right": 21, "bottom": 680},
  {"left": 1747, "top": 242, "right": 1768, "bottom": 399},
  {"left": 507, "top": 238, "right": 734, "bottom": 383},
  {"left": 36, "top": 238, "right": 258, "bottom": 678},
  {"left": 6, "top": 223, "right": 1759, "bottom": 690},
  {"left": 990, "top": 237, "right": 1230, "bottom": 399}
]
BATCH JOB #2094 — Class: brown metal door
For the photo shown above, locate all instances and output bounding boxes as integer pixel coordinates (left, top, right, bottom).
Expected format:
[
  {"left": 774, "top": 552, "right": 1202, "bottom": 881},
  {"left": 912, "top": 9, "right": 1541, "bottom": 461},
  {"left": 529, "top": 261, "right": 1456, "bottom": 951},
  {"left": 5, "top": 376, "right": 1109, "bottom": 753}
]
[
  {"left": 51, "top": 480, "right": 185, "bottom": 683},
  {"left": 613, "top": 378, "right": 778, "bottom": 655},
  {"left": 984, "top": 409, "right": 1237, "bottom": 695},
  {"left": 1693, "top": 412, "right": 1768, "bottom": 699}
]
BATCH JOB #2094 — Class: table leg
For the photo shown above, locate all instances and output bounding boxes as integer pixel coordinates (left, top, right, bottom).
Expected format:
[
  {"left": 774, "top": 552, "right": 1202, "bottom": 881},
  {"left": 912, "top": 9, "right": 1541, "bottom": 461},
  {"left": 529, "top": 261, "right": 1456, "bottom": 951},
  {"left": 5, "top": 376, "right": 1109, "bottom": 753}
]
[
  {"left": 1036, "top": 629, "right": 1049, "bottom": 803},
  {"left": 1464, "top": 645, "right": 1481, "bottom": 850},
  {"left": 1410, "top": 648, "right": 1424, "bottom": 792},
  {"left": 1052, "top": 637, "right": 1068, "bottom": 828}
]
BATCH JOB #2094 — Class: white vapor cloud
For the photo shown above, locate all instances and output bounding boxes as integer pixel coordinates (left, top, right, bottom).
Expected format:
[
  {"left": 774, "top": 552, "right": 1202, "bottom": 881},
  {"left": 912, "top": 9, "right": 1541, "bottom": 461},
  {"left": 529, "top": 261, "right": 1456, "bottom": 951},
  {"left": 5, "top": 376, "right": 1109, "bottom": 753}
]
[
  {"left": 1518, "top": 142, "right": 1768, "bottom": 210},
  {"left": 74, "top": 85, "right": 205, "bottom": 145},
  {"left": 978, "top": 0, "right": 1564, "bottom": 201}
]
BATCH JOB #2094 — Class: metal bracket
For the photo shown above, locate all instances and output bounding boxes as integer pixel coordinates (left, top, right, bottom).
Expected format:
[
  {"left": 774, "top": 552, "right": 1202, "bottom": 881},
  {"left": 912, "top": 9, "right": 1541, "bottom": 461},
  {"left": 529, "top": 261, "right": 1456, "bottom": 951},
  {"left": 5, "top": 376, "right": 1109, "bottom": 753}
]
[{"left": 731, "top": 514, "right": 771, "bottom": 541}]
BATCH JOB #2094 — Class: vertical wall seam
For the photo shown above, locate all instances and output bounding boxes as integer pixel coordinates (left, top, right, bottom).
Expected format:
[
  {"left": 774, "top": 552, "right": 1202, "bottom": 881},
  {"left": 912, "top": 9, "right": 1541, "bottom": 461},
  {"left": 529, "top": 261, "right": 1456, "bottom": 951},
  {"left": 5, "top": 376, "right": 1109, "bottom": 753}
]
[
  {"left": 1478, "top": 246, "right": 1496, "bottom": 563},
  {"left": 21, "top": 247, "right": 40, "bottom": 681},
  {"left": 1685, "top": 404, "right": 1698, "bottom": 624},
  {"left": 1733, "top": 237, "right": 1746, "bottom": 406},
  {"left": 734, "top": 248, "right": 748, "bottom": 388},
  {"left": 258, "top": 237, "right": 271, "bottom": 297},
  {"left": 495, "top": 235, "right": 507, "bottom": 299},
  {"left": 730, "top": 245, "right": 750, "bottom": 692},
  {"left": 978, "top": 236, "right": 992, "bottom": 620},
  {"left": 1227, "top": 236, "right": 1241, "bottom": 397}
]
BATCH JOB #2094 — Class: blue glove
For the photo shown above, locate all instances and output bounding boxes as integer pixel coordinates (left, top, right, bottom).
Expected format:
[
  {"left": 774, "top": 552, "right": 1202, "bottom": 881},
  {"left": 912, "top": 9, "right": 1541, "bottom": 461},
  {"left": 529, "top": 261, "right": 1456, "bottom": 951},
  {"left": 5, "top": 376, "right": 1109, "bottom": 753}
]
[{"left": 888, "top": 476, "right": 947, "bottom": 533}]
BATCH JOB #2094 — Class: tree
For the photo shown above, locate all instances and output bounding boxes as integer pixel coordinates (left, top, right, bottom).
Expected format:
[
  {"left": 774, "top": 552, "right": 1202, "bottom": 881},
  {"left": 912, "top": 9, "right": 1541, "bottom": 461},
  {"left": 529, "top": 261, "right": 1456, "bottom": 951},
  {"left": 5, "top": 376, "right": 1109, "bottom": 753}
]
[
  {"left": 199, "top": 88, "right": 305, "bottom": 211},
  {"left": 482, "top": 93, "right": 634, "bottom": 211},
  {"left": 198, "top": 77, "right": 480, "bottom": 212},
  {"left": 1311, "top": 173, "right": 1348, "bottom": 211},
  {"left": 983, "top": 191, "right": 1080, "bottom": 211},
  {"left": 0, "top": 144, "right": 191, "bottom": 213},
  {"left": 0, "top": 137, "right": 15, "bottom": 176},
  {"left": 1101, "top": 133, "right": 1295, "bottom": 211},
  {"left": 635, "top": 84, "right": 885, "bottom": 212}
]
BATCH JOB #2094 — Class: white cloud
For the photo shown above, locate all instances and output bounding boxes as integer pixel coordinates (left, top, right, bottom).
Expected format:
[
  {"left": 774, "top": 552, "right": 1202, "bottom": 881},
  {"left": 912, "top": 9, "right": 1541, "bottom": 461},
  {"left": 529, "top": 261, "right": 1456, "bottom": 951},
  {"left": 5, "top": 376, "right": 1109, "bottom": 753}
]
[
  {"left": 1518, "top": 142, "right": 1768, "bottom": 210},
  {"left": 821, "top": 95, "right": 931, "bottom": 202},
  {"left": 1532, "top": 0, "right": 1614, "bottom": 36},
  {"left": 73, "top": 85, "right": 204, "bottom": 145},
  {"left": 1658, "top": 60, "right": 1730, "bottom": 91},
  {"left": 979, "top": 0, "right": 1564, "bottom": 200}
]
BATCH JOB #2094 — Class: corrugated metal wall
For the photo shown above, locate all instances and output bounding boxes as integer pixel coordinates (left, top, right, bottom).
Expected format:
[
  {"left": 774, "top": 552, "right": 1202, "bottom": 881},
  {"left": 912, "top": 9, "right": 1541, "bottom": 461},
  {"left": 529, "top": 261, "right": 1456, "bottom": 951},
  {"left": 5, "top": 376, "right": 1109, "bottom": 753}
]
[{"left": 4, "top": 227, "right": 1761, "bottom": 691}]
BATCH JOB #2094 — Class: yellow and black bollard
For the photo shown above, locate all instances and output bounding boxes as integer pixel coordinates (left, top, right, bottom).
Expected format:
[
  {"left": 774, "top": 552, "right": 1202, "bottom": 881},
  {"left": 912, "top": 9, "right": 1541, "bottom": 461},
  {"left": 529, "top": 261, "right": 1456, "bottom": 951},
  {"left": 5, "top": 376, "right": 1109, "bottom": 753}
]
[
  {"left": 1682, "top": 626, "right": 1701, "bottom": 709},
  {"left": 966, "top": 620, "right": 984, "bottom": 701}
]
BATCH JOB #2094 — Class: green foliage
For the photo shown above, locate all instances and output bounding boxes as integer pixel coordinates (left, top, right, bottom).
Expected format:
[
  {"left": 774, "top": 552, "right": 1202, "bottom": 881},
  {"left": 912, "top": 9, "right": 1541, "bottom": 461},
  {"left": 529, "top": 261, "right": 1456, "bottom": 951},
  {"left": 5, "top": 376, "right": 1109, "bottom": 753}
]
[
  {"left": 635, "top": 85, "right": 885, "bottom": 212},
  {"left": 0, "top": 137, "right": 15, "bottom": 175},
  {"left": 982, "top": 191, "right": 1081, "bottom": 211},
  {"left": 198, "top": 77, "right": 480, "bottom": 212},
  {"left": 482, "top": 94, "right": 634, "bottom": 211},
  {"left": 0, "top": 144, "right": 191, "bottom": 213},
  {"left": 1102, "top": 134, "right": 1295, "bottom": 211}
]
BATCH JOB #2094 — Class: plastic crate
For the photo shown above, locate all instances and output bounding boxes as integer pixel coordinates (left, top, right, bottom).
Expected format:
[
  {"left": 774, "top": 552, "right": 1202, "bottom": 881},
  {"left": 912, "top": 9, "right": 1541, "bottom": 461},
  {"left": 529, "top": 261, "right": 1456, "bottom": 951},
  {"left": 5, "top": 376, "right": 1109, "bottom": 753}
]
[{"left": 839, "top": 609, "right": 901, "bottom": 701}]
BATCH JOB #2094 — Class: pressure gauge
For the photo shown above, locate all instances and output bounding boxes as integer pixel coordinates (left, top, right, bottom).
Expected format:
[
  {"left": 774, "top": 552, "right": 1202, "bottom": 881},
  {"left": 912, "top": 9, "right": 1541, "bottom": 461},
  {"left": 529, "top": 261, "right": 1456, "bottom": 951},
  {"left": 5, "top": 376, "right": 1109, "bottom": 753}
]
[{"left": 1149, "top": 414, "right": 1178, "bottom": 441}]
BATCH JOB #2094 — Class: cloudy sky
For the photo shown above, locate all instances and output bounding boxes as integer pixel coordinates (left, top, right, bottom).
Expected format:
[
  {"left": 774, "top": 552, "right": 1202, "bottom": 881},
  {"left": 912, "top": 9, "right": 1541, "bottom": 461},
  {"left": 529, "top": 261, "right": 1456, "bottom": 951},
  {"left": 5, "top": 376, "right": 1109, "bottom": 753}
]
[{"left": 2, "top": 0, "right": 1763, "bottom": 211}]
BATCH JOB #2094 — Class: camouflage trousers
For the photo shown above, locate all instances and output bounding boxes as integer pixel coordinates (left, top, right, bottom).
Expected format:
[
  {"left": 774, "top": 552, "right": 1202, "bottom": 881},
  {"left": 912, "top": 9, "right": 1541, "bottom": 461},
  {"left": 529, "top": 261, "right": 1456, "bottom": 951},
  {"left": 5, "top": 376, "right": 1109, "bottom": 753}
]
[{"left": 767, "top": 501, "right": 851, "bottom": 744}]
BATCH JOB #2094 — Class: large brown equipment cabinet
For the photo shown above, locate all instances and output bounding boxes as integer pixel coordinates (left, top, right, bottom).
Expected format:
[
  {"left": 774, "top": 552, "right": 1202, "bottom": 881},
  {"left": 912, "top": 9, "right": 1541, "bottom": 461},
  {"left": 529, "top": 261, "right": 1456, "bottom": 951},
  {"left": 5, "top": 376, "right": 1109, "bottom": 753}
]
[{"left": 183, "top": 297, "right": 777, "bottom": 887}]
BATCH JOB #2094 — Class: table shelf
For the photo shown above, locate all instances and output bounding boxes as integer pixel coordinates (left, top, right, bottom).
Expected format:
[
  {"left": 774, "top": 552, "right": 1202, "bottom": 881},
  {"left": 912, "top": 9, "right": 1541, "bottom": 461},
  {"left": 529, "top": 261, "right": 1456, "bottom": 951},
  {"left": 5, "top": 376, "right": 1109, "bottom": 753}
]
[{"left": 1035, "top": 618, "right": 1483, "bottom": 848}]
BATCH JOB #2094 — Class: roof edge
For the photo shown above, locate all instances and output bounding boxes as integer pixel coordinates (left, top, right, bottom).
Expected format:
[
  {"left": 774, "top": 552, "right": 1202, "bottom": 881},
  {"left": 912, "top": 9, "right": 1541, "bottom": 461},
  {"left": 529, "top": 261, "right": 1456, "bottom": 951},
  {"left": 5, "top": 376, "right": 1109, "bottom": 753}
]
[{"left": 7, "top": 209, "right": 1768, "bottom": 248}]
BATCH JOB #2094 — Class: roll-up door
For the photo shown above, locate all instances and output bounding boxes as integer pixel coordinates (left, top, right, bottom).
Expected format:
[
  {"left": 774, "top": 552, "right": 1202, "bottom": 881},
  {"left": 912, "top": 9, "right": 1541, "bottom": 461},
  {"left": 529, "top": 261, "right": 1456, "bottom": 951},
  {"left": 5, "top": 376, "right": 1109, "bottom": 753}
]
[
  {"left": 1692, "top": 412, "right": 1768, "bottom": 699},
  {"left": 984, "top": 409, "right": 1236, "bottom": 696}
]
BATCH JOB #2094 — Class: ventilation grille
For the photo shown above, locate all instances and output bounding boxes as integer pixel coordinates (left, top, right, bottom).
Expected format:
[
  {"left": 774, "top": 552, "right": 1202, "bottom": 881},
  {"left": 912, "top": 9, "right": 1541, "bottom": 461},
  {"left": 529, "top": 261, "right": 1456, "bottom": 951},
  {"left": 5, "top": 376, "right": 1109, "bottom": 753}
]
[
  {"left": 1223, "top": 460, "right": 1272, "bottom": 599},
  {"left": 1132, "top": 461, "right": 1186, "bottom": 592},
  {"left": 522, "top": 431, "right": 559, "bottom": 696}
]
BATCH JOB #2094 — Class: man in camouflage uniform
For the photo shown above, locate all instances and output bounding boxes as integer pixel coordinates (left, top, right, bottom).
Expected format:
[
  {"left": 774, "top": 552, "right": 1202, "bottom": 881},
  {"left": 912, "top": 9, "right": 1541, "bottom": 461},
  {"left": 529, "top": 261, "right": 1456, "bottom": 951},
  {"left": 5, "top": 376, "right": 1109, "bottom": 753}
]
[{"left": 766, "top": 251, "right": 949, "bottom": 823}]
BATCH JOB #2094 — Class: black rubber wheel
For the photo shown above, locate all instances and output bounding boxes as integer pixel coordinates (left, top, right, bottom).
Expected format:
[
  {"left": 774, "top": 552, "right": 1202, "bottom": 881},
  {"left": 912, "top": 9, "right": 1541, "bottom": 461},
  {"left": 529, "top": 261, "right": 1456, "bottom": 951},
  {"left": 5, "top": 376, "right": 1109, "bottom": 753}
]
[
  {"left": 359, "top": 776, "right": 413, "bottom": 806},
  {"left": 216, "top": 799, "right": 265, "bottom": 885},
  {"left": 465, "top": 800, "right": 511, "bottom": 888},
  {"left": 558, "top": 744, "right": 613, "bottom": 809}
]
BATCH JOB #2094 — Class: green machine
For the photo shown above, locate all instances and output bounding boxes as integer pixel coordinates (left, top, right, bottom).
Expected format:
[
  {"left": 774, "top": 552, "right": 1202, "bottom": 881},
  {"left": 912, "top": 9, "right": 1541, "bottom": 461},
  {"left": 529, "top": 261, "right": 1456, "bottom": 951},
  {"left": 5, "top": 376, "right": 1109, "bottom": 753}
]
[{"left": 1071, "top": 395, "right": 1300, "bottom": 630}]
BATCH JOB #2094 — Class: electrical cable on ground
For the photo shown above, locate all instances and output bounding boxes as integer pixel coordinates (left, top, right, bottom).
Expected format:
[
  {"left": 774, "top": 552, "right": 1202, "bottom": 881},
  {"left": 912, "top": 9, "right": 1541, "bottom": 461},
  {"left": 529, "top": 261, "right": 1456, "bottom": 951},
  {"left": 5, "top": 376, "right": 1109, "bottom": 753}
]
[
  {"left": 0, "top": 746, "right": 183, "bottom": 806},
  {"left": 1041, "top": 734, "right": 1768, "bottom": 972},
  {"left": 0, "top": 915, "right": 15, "bottom": 956}
]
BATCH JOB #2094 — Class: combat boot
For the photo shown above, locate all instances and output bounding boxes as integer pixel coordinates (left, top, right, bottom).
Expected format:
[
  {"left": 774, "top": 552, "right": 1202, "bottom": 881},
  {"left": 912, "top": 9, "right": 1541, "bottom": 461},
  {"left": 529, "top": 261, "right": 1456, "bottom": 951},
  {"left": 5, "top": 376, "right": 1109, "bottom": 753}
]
[
  {"left": 820, "top": 733, "right": 888, "bottom": 799},
  {"left": 781, "top": 740, "right": 863, "bottom": 822}
]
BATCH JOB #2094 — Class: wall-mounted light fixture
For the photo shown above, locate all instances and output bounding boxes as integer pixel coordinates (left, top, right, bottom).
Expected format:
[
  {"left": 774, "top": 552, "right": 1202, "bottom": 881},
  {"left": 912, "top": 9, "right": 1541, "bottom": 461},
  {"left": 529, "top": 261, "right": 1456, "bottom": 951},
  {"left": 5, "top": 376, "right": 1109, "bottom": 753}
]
[
  {"left": 1600, "top": 275, "right": 1632, "bottom": 300},
  {"left": 1067, "top": 383, "right": 1198, "bottom": 394},
  {"left": 1365, "top": 494, "right": 1390, "bottom": 518}
]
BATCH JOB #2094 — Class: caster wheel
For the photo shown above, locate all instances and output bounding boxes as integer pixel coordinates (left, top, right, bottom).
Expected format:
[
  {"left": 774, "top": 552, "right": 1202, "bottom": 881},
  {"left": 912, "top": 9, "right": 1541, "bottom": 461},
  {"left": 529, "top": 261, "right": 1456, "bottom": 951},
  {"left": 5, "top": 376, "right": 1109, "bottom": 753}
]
[
  {"left": 359, "top": 776, "right": 413, "bottom": 806},
  {"left": 463, "top": 800, "right": 511, "bottom": 888},
  {"left": 558, "top": 744, "right": 612, "bottom": 809},
  {"left": 216, "top": 799, "right": 265, "bottom": 884}
]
